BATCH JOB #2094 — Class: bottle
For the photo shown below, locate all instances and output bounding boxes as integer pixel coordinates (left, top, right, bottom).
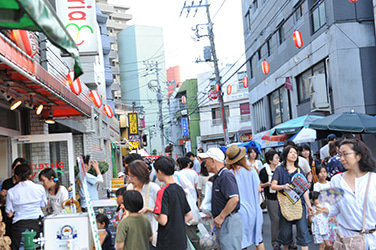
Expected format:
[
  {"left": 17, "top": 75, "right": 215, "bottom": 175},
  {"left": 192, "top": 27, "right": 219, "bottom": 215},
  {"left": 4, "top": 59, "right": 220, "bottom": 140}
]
[{"left": 62, "top": 186, "right": 81, "bottom": 213}]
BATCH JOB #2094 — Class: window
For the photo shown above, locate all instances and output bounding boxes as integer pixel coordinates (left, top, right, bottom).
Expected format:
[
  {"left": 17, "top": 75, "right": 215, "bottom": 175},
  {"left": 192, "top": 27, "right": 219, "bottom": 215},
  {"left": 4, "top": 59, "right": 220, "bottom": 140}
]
[
  {"left": 266, "top": 37, "right": 272, "bottom": 56},
  {"left": 296, "top": 61, "right": 326, "bottom": 103},
  {"left": 257, "top": 49, "right": 261, "bottom": 61},
  {"left": 277, "top": 24, "right": 285, "bottom": 45},
  {"left": 253, "top": 0, "right": 258, "bottom": 12},
  {"left": 269, "top": 86, "right": 291, "bottom": 126},
  {"left": 245, "top": 8, "right": 252, "bottom": 32},
  {"left": 249, "top": 56, "right": 254, "bottom": 78},
  {"left": 240, "top": 103, "right": 251, "bottom": 121},
  {"left": 237, "top": 71, "right": 247, "bottom": 90},
  {"left": 212, "top": 106, "right": 229, "bottom": 125},
  {"left": 253, "top": 99, "right": 267, "bottom": 133},
  {"left": 312, "top": 1, "right": 326, "bottom": 33},
  {"left": 294, "top": 4, "right": 303, "bottom": 21}
]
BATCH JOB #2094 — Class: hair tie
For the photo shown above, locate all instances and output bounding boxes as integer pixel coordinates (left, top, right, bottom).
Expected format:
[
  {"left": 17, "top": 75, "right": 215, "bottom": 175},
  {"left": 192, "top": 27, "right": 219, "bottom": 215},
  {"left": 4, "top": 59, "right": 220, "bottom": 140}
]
[{"left": 54, "top": 178, "right": 59, "bottom": 182}]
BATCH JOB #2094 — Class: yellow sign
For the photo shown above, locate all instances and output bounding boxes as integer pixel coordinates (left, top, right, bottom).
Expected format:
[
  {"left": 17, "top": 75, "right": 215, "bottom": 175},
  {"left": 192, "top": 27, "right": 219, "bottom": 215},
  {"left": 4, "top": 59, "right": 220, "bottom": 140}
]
[
  {"left": 129, "top": 140, "right": 139, "bottom": 149},
  {"left": 128, "top": 113, "right": 138, "bottom": 135}
]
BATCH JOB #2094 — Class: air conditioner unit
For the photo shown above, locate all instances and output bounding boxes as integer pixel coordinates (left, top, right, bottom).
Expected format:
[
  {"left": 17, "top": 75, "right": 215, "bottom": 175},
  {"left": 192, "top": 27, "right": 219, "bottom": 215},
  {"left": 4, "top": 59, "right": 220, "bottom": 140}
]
[{"left": 309, "top": 74, "right": 330, "bottom": 112}]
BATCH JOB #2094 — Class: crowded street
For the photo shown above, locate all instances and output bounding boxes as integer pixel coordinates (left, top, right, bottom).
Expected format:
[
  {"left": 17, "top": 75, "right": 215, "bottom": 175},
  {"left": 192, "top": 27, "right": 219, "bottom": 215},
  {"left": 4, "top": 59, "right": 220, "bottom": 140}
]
[{"left": 0, "top": 0, "right": 376, "bottom": 249}]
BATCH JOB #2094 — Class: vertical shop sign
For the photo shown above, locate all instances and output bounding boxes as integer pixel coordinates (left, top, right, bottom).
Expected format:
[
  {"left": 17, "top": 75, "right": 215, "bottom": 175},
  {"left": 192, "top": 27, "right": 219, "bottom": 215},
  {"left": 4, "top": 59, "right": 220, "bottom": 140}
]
[
  {"left": 56, "top": 0, "right": 99, "bottom": 54},
  {"left": 182, "top": 118, "right": 189, "bottom": 136},
  {"left": 128, "top": 113, "right": 139, "bottom": 135}
]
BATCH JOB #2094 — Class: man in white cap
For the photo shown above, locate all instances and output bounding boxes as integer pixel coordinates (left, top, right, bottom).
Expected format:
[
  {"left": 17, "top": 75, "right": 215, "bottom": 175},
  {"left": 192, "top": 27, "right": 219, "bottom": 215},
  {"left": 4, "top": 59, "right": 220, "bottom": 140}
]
[{"left": 198, "top": 148, "right": 242, "bottom": 250}]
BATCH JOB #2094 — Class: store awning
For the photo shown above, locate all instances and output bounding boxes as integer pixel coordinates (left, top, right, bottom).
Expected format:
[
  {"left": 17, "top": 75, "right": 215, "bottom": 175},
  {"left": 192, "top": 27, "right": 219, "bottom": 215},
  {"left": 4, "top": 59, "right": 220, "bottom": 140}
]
[
  {"left": 0, "top": 0, "right": 82, "bottom": 78},
  {"left": 0, "top": 32, "right": 91, "bottom": 118}
]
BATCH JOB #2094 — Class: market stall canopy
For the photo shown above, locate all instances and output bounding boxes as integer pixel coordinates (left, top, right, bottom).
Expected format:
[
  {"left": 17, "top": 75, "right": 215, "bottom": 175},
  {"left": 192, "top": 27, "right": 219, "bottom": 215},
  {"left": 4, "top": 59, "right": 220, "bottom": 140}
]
[
  {"left": 261, "top": 127, "right": 291, "bottom": 142},
  {"left": 0, "top": 0, "right": 82, "bottom": 78},
  {"left": 220, "top": 140, "right": 261, "bottom": 154},
  {"left": 289, "top": 127, "right": 317, "bottom": 144},
  {"left": 270, "top": 115, "right": 323, "bottom": 135},
  {"left": 308, "top": 111, "right": 376, "bottom": 133}
]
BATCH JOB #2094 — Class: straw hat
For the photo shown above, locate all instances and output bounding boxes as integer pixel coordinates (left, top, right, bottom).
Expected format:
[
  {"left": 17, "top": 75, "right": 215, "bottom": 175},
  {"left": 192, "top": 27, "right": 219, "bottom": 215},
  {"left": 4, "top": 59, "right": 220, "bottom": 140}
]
[{"left": 226, "top": 145, "right": 246, "bottom": 165}]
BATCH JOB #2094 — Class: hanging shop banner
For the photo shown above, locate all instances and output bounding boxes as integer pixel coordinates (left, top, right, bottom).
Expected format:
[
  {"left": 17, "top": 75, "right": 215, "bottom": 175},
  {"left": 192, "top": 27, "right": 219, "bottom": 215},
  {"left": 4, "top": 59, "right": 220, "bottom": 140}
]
[
  {"left": 56, "top": 0, "right": 99, "bottom": 54},
  {"left": 182, "top": 118, "right": 189, "bottom": 136},
  {"left": 128, "top": 113, "right": 139, "bottom": 135}
]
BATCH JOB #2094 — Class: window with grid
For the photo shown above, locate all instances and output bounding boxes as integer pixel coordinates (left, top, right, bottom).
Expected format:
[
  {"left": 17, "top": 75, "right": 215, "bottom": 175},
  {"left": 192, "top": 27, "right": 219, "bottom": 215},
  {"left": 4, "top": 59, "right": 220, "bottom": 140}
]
[
  {"left": 237, "top": 71, "right": 247, "bottom": 91},
  {"left": 296, "top": 61, "right": 326, "bottom": 103},
  {"left": 312, "top": 1, "right": 326, "bottom": 33},
  {"left": 212, "top": 106, "right": 229, "bottom": 125},
  {"left": 269, "top": 86, "right": 291, "bottom": 127},
  {"left": 253, "top": 99, "right": 267, "bottom": 133}
]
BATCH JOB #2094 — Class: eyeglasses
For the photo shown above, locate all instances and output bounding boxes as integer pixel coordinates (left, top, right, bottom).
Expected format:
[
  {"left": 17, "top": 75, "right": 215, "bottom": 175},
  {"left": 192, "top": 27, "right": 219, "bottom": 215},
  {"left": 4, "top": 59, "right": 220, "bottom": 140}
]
[{"left": 338, "top": 152, "right": 356, "bottom": 157}]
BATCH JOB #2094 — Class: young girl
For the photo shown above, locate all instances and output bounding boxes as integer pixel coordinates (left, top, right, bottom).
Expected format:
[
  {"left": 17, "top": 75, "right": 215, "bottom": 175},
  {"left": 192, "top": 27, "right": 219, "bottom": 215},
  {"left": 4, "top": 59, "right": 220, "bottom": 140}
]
[
  {"left": 38, "top": 168, "right": 68, "bottom": 215},
  {"left": 96, "top": 213, "right": 115, "bottom": 250},
  {"left": 313, "top": 165, "right": 330, "bottom": 192},
  {"left": 309, "top": 191, "right": 330, "bottom": 250}
]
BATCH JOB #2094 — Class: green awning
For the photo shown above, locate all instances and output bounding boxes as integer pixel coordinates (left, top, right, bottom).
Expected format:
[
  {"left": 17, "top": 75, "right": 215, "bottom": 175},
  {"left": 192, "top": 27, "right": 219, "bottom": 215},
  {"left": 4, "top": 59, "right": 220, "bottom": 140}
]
[{"left": 0, "top": 0, "right": 83, "bottom": 79}]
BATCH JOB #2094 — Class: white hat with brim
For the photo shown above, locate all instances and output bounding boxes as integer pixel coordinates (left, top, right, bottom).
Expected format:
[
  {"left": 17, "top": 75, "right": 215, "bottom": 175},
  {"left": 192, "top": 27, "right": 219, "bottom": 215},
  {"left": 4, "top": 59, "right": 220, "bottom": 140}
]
[{"left": 198, "top": 148, "right": 225, "bottom": 163}]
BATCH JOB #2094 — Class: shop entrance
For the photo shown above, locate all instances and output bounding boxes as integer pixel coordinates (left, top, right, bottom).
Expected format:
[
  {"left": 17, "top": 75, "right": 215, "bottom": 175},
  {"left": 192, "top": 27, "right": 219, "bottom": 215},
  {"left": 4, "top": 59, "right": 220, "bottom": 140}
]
[{"left": 11, "top": 133, "right": 76, "bottom": 194}]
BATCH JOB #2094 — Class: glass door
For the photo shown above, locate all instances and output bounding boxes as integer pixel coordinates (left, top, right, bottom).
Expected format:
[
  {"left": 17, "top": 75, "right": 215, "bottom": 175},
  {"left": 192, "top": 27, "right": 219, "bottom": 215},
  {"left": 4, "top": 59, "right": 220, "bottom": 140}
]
[{"left": 11, "top": 133, "right": 76, "bottom": 195}]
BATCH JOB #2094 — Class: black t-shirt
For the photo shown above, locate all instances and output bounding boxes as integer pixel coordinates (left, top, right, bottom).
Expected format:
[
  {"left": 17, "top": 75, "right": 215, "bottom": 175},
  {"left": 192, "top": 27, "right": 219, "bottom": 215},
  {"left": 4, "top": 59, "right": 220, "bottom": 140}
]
[
  {"left": 1, "top": 177, "right": 16, "bottom": 191},
  {"left": 211, "top": 167, "right": 240, "bottom": 218},
  {"left": 259, "top": 168, "right": 277, "bottom": 200},
  {"left": 154, "top": 183, "right": 191, "bottom": 250}
]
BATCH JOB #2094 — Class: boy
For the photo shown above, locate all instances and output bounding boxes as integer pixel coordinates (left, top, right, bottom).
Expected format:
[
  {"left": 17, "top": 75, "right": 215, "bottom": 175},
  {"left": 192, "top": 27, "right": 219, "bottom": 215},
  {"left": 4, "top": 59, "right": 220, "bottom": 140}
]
[
  {"left": 115, "top": 190, "right": 152, "bottom": 250},
  {"left": 153, "top": 156, "right": 193, "bottom": 250}
]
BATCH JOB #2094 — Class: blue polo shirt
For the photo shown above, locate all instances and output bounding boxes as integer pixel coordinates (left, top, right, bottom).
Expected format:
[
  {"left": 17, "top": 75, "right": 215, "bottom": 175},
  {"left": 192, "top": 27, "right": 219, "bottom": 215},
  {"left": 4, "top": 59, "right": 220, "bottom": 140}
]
[{"left": 211, "top": 167, "right": 240, "bottom": 218}]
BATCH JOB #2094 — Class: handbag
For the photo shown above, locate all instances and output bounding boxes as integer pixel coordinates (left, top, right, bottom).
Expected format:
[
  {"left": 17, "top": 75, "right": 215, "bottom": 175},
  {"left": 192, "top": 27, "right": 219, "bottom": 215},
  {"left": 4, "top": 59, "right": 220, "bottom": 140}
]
[
  {"left": 332, "top": 173, "right": 373, "bottom": 250},
  {"left": 260, "top": 191, "right": 267, "bottom": 210},
  {"left": 200, "top": 227, "right": 218, "bottom": 250},
  {"left": 277, "top": 168, "right": 303, "bottom": 221},
  {"left": 277, "top": 192, "right": 302, "bottom": 221}
]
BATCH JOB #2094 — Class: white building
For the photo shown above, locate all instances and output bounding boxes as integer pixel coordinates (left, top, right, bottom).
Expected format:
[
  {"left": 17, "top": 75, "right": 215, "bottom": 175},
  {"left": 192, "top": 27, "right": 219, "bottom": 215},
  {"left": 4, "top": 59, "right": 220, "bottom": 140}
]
[{"left": 198, "top": 65, "right": 251, "bottom": 149}]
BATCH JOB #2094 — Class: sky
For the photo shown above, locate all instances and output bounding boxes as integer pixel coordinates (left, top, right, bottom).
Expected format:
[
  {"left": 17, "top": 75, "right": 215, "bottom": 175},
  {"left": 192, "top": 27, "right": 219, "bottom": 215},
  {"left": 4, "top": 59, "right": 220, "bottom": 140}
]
[{"left": 110, "top": 0, "right": 246, "bottom": 80}]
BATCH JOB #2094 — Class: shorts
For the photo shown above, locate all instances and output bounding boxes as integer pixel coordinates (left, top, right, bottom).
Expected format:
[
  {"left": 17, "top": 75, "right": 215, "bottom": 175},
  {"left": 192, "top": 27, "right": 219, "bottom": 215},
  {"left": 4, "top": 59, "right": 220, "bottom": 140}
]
[{"left": 313, "top": 234, "right": 329, "bottom": 244}]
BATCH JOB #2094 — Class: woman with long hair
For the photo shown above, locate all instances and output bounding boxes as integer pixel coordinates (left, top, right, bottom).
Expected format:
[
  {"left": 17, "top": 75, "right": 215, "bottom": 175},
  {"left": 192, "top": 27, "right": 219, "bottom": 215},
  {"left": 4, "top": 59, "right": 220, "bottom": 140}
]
[
  {"left": 226, "top": 145, "right": 264, "bottom": 250},
  {"left": 126, "top": 160, "right": 160, "bottom": 249},
  {"left": 299, "top": 144, "right": 319, "bottom": 186},
  {"left": 38, "top": 168, "right": 68, "bottom": 215},
  {"left": 271, "top": 145, "right": 313, "bottom": 250},
  {"left": 318, "top": 139, "right": 376, "bottom": 249}
]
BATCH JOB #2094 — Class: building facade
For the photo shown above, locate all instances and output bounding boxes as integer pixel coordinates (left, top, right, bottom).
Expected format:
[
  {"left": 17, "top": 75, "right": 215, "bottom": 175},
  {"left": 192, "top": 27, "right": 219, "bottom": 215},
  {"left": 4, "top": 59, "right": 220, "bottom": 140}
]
[
  {"left": 198, "top": 64, "right": 250, "bottom": 150},
  {"left": 117, "top": 25, "right": 168, "bottom": 154},
  {"left": 242, "top": 0, "right": 376, "bottom": 150}
]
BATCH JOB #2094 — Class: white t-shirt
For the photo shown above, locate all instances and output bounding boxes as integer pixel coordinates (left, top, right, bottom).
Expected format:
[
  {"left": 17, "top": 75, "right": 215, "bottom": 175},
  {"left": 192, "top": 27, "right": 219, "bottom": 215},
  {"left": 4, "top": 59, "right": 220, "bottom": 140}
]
[
  {"left": 313, "top": 181, "right": 331, "bottom": 192},
  {"left": 320, "top": 144, "right": 330, "bottom": 160},
  {"left": 6, "top": 180, "right": 47, "bottom": 223},
  {"left": 298, "top": 156, "right": 311, "bottom": 175},
  {"left": 197, "top": 173, "right": 215, "bottom": 196},
  {"left": 179, "top": 168, "right": 199, "bottom": 187},
  {"left": 247, "top": 159, "right": 264, "bottom": 171},
  {"left": 47, "top": 185, "right": 69, "bottom": 215}
]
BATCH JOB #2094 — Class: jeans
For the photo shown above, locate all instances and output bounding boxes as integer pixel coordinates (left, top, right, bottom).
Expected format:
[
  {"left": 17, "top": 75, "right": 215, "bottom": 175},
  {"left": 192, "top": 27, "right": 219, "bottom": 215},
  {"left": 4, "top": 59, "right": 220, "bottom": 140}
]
[{"left": 277, "top": 204, "right": 312, "bottom": 246}]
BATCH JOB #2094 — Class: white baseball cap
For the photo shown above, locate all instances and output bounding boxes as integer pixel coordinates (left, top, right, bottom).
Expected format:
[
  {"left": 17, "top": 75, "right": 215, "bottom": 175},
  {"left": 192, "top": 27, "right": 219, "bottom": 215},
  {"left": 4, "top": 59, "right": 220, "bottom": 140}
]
[{"left": 198, "top": 148, "right": 225, "bottom": 163}]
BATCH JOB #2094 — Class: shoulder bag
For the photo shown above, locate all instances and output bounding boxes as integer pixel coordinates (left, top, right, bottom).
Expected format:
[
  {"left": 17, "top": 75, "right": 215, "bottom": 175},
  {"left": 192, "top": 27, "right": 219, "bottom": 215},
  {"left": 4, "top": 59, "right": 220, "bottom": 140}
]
[
  {"left": 332, "top": 173, "right": 373, "bottom": 250},
  {"left": 277, "top": 168, "right": 302, "bottom": 221}
]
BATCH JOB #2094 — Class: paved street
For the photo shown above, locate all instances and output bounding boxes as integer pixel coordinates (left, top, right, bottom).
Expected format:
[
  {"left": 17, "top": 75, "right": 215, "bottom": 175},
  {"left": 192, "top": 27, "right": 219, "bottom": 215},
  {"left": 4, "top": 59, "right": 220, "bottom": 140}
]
[{"left": 246, "top": 212, "right": 319, "bottom": 250}]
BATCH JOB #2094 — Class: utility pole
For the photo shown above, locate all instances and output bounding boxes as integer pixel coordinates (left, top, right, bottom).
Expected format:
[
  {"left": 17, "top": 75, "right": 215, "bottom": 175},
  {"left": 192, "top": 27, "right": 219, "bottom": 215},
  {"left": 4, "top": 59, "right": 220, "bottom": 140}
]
[
  {"left": 145, "top": 60, "right": 165, "bottom": 154},
  {"left": 181, "top": 0, "right": 229, "bottom": 145}
]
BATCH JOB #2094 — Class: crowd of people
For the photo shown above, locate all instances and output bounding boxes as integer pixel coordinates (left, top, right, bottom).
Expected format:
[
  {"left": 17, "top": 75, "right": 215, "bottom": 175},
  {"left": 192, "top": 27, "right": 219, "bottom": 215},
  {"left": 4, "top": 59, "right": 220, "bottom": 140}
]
[{"left": 0, "top": 137, "right": 375, "bottom": 250}]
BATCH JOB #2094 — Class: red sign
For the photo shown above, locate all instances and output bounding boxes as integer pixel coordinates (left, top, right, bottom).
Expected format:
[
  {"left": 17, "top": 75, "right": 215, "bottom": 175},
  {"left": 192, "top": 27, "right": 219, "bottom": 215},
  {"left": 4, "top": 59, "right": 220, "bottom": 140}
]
[
  {"left": 240, "top": 134, "right": 252, "bottom": 141},
  {"left": 30, "top": 161, "right": 65, "bottom": 178},
  {"left": 209, "top": 90, "right": 218, "bottom": 100}
]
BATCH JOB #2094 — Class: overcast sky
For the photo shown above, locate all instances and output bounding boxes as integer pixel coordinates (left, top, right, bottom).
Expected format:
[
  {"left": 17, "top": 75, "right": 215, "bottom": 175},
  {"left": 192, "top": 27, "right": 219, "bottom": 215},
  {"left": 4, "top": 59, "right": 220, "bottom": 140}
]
[{"left": 110, "top": 0, "right": 245, "bottom": 80}]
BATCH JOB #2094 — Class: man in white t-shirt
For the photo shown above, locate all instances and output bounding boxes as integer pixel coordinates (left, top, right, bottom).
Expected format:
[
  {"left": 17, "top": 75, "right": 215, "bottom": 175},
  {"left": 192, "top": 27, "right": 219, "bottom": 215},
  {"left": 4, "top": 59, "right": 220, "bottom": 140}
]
[{"left": 320, "top": 134, "right": 337, "bottom": 162}]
